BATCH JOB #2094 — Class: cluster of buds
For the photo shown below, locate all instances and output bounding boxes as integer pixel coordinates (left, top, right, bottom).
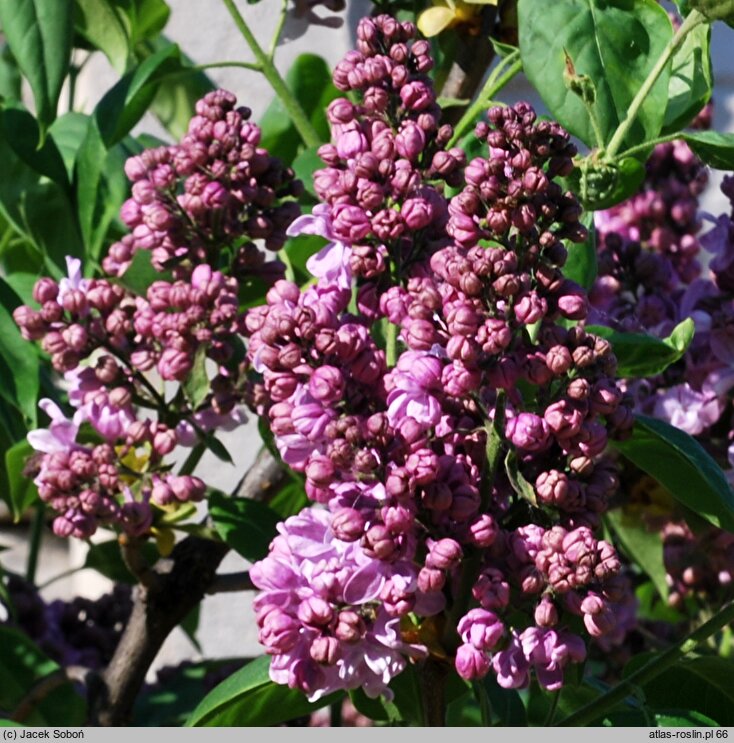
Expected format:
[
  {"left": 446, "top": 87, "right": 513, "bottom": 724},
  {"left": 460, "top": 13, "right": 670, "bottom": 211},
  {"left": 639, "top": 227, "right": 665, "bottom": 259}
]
[
  {"left": 104, "top": 89, "right": 301, "bottom": 277},
  {"left": 249, "top": 19, "right": 635, "bottom": 701},
  {"left": 13, "top": 91, "right": 287, "bottom": 539},
  {"left": 591, "top": 106, "right": 734, "bottom": 611},
  {"left": 312, "top": 14, "right": 465, "bottom": 286}
]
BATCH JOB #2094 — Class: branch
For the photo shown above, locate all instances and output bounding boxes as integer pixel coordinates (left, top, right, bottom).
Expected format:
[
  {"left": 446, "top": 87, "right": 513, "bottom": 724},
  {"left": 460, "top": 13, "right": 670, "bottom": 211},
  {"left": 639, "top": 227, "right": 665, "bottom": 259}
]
[
  {"left": 90, "top": 449, "right": 287, "bottom": 725},
  {"left": 206, "top": 571, "right": 255, "bottom": 594},
  {"left": 437, "top": 8, "right": 498, "bottom": 128}
]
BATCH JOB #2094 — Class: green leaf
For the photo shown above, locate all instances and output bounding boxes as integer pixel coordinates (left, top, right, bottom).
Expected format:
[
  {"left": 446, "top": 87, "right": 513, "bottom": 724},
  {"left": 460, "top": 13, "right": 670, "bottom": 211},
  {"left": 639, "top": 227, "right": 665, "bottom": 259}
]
[
  {"left": 0, "top": 111, "right": 82, "bottom": 269},
  {"left": 74, "top": 0, "right": 131, "bottom": 72},
  {"left": 505, "top": 450, "right": 537, "bottom": 506},
  {"left": 4, "top": 440, "right": 39, "bottom": 521},
  {"left": 182, "top": 346, "right": 209, "bottom": 411},
  {"left": 267, "top": 478, "right": 309, "bottom": 519},
  {"left": 1, "top": 107, "right": 68, "bottom": 188},
  {"left": 84, "top": 538, "right": 157, "bottom": 583},
  {"left": 208, "top": 489, "right": 280, "bottom": 562},
  {"left": 260, "top": 54, "right": 339, "bottom": 163},
  {"left": 118, "top": 249, "right": 170, "bottom": 295},
  {"left": 48, "top": 112, "right": 90, "bottom": 180},
  {"left": 662, "top": 23, "right": 712, "bottom": 133},
  {"left": 681, "top": 130, "right": 734, "bottom": 169},
  {"left": 0, "top": 0, "right": 73, "bottom": 138},
  {"left": 623, "top": 655, "right": 734, "bottom": 725},
  {"left": 0, "top": 44, "right": 22, "bottom": 105},
  {"left": 387, "top": 663, "right": 424, "bottom": 725},
  {"left": 0, "top": 626, "right": 85, "bottom": 725},
  {"left": 283, "top": 234, "right": 325, "bottom": 286},
  {"left": 95, "top": 42, "right": 181, "bottom": 147},
  {"left": 0, "top": 276, "right": 40, "bottom": 426},
  {"left": 134, "top": 660, "right": 244, "bottom": 726},
  {"left": 146, "top": 39, "right": 214, "bottom": 140},
  {"left": 291, "top": 145, "right": 322, "bottom": 199},
  {"left": 124, "top": 0, "right": 171, "bottom": 45},
  {"left": 612, "top": 414, "right": 734, "bottom": 532},
  {"left": 482, "top": 676, "right": 527, "bottom": 726},
  {"left": 689, "top": 0, "right": 734, "bottom": 25},
  {"left": 587, "top": 318, "right": 694, "bottom": 377},
  {"left": 518, "top": 0, "right": 673, "bottom": 150},
  {"left": 185, "top": 655, "right": 342, "bottom": 726},
  {"left": 202, "top": 433, "right": 233, "bottom": 464},
  {"left": 180, "top": 605, "right": 201, "bottom": 653},
  {"left": 655, "top": 709, "right": 719, "bottom": 726},
  {"left": 563, "top": 211, "right": 597, "bottom": 290},
  {"left": 606, "top": 509, "right": 668, "bottom": 601}
]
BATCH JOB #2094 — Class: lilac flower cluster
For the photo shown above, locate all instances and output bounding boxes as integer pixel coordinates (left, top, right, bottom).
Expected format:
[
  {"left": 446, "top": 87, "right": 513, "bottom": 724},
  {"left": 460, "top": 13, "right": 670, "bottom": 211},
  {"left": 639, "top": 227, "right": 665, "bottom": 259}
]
[
  {"left": 313, "top": 14, "right": 465, "bottom": 284},
  {"left": 591, "top": 138, "right": 734, "bottom": 608},
  {"left": 2, "top": 574, "right": 132, "bottom": 669},
  {"left": 105, "top": 89, "right": 301, "bottom": 277},
  {"left": 249, "top": 18, "right": 634, "bottom": 701},
  {"left": 13, "top": 91, "right": 287, "bottom": 539}
]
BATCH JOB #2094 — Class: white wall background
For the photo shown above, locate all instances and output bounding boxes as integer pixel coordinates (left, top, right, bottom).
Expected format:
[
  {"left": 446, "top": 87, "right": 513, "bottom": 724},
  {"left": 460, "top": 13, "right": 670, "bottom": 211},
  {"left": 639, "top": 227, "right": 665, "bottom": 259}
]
[{"left": 1, "top": 0, "right": 733, "bottom": 676}]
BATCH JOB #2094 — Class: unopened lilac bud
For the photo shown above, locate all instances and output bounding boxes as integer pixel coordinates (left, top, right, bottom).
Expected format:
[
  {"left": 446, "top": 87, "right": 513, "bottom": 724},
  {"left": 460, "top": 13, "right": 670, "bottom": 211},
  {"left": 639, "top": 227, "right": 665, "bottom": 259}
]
[
  {"left": 395, "top": 122, "right": 425, "bottom": 161},
  {"left": 418, "top": 566, "right": 445, "bottom": 593},
  {"left": 331, "top": 507, "right": 365, "bottom": 542},
  {"left": 506, "top": 413, "right": 551, "bottom": 452},
  {"left": 458, "top": 608, "right": 504, "bottom": 651},
  {"left": 363, "top": 524, "right": 398, "bottom": 560},
  {"left": 427, "top": 538, "right": 463, "bottom": 570},
  {"left": 310, "top": 635, "right": 340, "bottom": 665},
  {"left": 33, "top": 278, "right": 58, "bottom": 304},
  {"left": 309, "top": 365, "right": 345, "bottom": 403},
  {"left": 455, "top": 643, "right": 490, "bottom": 681},
  {"left": 469, "top": 514, "right": 499, "bottom": 547},
  {"left": 153, "top": 426, "right": 177, "bottom": 456},
  {"left": 535, "top": 598, "right": 559, "bottom": 627},
  {"left": 169, "top": 475, "right": 206, "bottom": 502},
  {"left": 62, "top": 324, "right": 88, "bottom": 352},
  {"left": 335, "top": 610, "right": 365, "bottom": 643},
  {"left": 297, "top": 596, "right": 333, "bottom": 627},
  {"left": 158, "top": 348, "right": 193, "bottom": 381},
  {"left": 260, "top": 611, "right": 300, "bottom": 652},
  {"left": 514, "top": 291, "right": 547, "bottom": 324},
  {"left": 401, "top": 198, "right": 433, "bottom": 229},
  {"left": 151, "top": 479, "right": 174, "bottom": 505}
]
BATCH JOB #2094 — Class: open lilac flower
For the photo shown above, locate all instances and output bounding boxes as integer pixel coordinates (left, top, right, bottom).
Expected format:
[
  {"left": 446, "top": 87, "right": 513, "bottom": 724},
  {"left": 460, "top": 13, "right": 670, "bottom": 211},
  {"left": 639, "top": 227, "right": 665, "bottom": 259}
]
[
  {"left": 27, "top": 399, "right": 84, "bottom": 455},
  {"left": 287, "top": 203, "right": 353, "bottom": 290},
  {"left": 251, "top": 507, "right": 427, "bottom": 701}
]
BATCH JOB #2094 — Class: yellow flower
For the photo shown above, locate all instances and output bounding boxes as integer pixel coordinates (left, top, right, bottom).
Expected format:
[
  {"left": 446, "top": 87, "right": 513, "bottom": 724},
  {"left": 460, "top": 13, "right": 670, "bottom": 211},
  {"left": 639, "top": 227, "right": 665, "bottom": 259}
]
[{"left": 417, "top": 0, "right": 498, "bottom": 38}]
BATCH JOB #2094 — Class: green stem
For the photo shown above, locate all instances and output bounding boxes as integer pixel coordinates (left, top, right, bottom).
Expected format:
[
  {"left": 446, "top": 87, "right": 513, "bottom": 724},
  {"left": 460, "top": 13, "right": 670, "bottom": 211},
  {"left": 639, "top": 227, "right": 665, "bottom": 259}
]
[
  {"left": 269, "top": 0, "right": 289, "bottom": 62},
  {"left": 605, "top": 9, "right": 706, "bottom": 160},
  {"left": 26, "top": 504, "right": 45, "bottom": 584},
  {"left": 442, "top": 393, "right": 507, "bottom": 650},
  {"left": 193, "top": 60, "right": 263, "bottom": 73},
  {"left": 448, "top": 51, "right": 522, "bottom": 147},
  {"left": 617, "top": 132, "right": 681, "bottom": 160},
  {"left": 37, "top": 566, "right": 82, "bottom": 590},
  {"left": 179, "top": 442, "right": 206, "bottom": 476},
  {"left": 329, "top": 701, "right": 342, "bottom": 727},
  {"left": 386, "top": 321, "right": 398, "bottom": 368},
  {"left": 558, "top": 599, "right": 734, "bottom": 726},
  {"left": 221, "top": 0, "right": 321, "bottom": 149}
]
